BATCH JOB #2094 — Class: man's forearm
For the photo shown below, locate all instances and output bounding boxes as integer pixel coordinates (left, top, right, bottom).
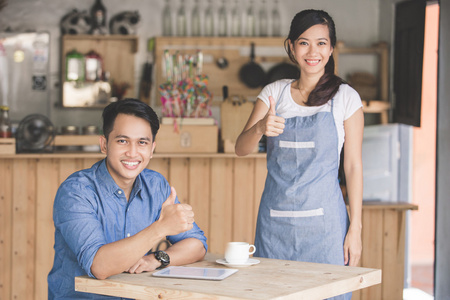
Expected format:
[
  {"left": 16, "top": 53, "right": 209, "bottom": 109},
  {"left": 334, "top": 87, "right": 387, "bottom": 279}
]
[
  {"left": 165, "top": 238, "right": 206, "bottom": 266},
  {"left": 91, "top": 221, "right": 166, "bottom": 279}
]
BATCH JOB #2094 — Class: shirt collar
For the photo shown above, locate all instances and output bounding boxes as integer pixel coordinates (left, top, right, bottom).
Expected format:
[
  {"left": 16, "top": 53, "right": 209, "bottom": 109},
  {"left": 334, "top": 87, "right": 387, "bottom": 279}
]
[{"left": 96, "top": 158, "right": 143, "bottom": 200}]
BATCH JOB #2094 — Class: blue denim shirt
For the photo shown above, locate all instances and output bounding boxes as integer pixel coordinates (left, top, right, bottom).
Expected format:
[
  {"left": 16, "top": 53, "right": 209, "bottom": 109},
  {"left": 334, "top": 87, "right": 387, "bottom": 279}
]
[{"left": 47, "top": 159, "right": 207, "bottom": 299}]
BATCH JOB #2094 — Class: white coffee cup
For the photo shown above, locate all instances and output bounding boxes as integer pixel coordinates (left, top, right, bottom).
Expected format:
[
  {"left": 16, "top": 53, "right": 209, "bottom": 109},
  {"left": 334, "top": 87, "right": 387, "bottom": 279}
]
[{"left": 225, "top": 242, "right": 256, "bottom": 264}]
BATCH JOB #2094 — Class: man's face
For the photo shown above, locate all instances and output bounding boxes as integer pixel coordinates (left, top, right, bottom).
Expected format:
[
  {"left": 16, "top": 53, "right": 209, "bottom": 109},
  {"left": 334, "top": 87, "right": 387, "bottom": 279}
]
[{"left": 99, "top": 113, "right": 155, "bottom": 190}]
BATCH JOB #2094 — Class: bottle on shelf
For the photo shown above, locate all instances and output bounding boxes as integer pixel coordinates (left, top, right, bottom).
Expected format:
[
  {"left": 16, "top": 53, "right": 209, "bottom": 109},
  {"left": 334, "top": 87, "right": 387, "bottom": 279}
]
[
  {"left": 65, "top": 49, "right": 85, "bottom": 82},
  {"left": 0, "top": 106, "right": 12, "bottom": 138},
  {"left": 246, "top": 0, "right": 256, "bottom": 37},
  {"left": 89, "top": 0, "right": 107, "bottom": 35},
  {"left": 259, "top": 0, "right": 268, "bottom": 37},
  {"left": 204, "top": 0, "right": 214, "bottom": 37},
  {"left": 272, "top": 0, "right": 281, "bottom": 37},
  {"left": 176, "top": 0, "right": 187, "bottom": 36},
  {"left": 218, "top": 0, "right": 228, "bottom": 37},
  {"left": 231, "top": 0, "right": 241, "bottom": 36},
  {"left": 85, "top": 50, "right": 103, "bottom": 82},
  {"left": 191, "top": 0, "right": 201, "bottom": 36},
  {"left": 162, "top": 0, "right": 173, "bottom": 36}
]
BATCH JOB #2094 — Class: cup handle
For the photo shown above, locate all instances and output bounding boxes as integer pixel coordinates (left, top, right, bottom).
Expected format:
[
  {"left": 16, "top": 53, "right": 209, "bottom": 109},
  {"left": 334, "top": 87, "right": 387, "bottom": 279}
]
[{"left": 249, "top": 245, "right": 256, "bottom": 255}]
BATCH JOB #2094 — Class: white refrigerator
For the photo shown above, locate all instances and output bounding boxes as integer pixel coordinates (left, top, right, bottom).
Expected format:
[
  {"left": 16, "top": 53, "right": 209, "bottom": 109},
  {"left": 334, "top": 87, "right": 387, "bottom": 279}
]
[{"left": 0, "top": 31, "right": 50, "bottom": 124}]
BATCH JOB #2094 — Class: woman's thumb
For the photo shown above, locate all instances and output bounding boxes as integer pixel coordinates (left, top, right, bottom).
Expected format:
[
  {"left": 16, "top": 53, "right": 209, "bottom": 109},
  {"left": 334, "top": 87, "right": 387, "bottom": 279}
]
[{"left": 268, "top": 96, "right": 276, "bottom": 115}]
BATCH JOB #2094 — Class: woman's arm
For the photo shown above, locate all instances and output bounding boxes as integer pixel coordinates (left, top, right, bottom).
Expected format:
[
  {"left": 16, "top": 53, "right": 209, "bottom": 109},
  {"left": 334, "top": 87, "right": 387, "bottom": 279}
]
[
  {"left": 342, "top": 107, "right": 364, "bottom": 267},
  {"left": 235, "top": 96, "right": 285, "bottom": 156}
]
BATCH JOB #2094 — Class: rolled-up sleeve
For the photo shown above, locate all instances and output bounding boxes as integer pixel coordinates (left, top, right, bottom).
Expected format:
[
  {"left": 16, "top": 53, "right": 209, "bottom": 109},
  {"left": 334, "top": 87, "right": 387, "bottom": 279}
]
[{"left": 53, "top": 183, "right": 106, "bottom": 278}]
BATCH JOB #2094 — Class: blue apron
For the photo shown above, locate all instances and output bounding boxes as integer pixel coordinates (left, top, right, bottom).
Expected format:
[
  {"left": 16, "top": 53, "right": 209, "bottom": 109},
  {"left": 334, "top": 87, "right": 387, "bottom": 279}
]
[{"left": 254, "top": 83, "right": 350, "bottom": 300}]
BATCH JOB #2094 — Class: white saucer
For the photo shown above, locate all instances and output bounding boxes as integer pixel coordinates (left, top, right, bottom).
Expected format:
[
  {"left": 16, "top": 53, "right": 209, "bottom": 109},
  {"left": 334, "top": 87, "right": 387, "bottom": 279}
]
[{"left": 216, "top": 258, "right": 260, "bottom": 268}]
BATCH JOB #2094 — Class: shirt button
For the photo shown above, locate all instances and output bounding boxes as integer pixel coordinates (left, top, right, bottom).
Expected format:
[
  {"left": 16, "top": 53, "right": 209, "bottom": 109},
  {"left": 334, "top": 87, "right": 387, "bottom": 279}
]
[
  {"left": 118, "top": 190, "right": 122, "bottom": 194},
  {"left": 127, "top": 233, "right": 130, "bottom": 237}
]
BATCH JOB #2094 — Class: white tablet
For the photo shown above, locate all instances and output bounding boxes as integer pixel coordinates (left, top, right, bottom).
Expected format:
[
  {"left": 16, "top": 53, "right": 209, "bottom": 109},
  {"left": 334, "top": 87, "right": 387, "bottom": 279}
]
[{"left": 152, "top": 266, "right": 238, "bottom": 281}]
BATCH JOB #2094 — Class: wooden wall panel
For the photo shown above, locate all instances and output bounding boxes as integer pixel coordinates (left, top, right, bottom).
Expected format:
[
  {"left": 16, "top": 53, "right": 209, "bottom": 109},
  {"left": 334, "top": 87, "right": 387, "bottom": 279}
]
[
  {"left": 209, "top": 158, "right": 233, "bottom": 254},
  {"left": 0, "top": 159, "right": 12, "bottom": 300},
  {"left": 382, "top": 209, "right": 405, "bottom": 299},
  {"left": 168, "top": 158, "right": 189, "bottom": 204},
  {"left": 35, "top": 159, "right": 59, "bottom": 300},
  {"left": 360, "top": 210, "right": 384, "bottom": 299},
  {"left": 188, "top": 158, "right": 211, "bottom": 240},
  {"left": 11, "top": 159, "right": 36, "bottom": 300},
  {"left": 149, "top": 158, "right": 170, "bottom": 181},
  {"left": 233, "top": 158, "right": 255, "bottom": 244}
]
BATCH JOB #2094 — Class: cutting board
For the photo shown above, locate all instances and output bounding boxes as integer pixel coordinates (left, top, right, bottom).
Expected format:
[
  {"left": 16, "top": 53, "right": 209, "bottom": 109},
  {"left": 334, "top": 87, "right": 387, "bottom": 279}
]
[{"left": 220, "top": 97, "right": 255, "bottom": 153}]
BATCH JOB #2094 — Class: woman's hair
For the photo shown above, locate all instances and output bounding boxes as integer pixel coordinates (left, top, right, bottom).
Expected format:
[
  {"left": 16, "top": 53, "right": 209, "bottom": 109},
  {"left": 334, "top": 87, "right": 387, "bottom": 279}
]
[
  {"left": 284, "top": 9, "right": 345, "bottom": 106},
  {"left": 102, "top": 98, "right": 160, "bottom": 141}
]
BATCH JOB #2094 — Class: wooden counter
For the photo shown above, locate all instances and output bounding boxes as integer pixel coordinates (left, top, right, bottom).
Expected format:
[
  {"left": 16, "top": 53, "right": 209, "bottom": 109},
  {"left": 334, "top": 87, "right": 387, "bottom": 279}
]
[{"left": 0, "top": 153, "right": 417, "bottom": 300}]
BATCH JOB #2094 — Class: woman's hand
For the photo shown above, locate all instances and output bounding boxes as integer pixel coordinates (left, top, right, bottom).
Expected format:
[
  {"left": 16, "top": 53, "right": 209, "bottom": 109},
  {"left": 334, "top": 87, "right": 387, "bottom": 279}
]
[
  {"left": 343, "top": 225, "right": 362, "bottom": 267},
  {"left": 257, "top": 96, "right": 285, "bottom": 137}
]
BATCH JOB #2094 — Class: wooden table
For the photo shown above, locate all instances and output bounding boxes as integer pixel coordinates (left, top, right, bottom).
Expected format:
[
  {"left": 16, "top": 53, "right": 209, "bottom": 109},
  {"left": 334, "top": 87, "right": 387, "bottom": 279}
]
[{"left": 75, "top": 254, "right": 381, "bottom": 299}]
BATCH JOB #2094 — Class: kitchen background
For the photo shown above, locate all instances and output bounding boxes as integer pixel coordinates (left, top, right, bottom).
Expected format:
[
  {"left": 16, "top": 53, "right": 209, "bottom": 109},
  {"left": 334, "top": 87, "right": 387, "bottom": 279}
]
[
  {"left": 0, "top": 0, "right": 441, "bottom": 298},
  {"left": 0, "top": 0, "right": 389, "bottom": 129}
]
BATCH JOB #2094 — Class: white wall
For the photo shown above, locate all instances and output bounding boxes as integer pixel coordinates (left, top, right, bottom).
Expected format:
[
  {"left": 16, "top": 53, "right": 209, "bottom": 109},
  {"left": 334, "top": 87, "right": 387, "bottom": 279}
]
[{"left": 0, "top": 0, "right": 383, "bottom": 128}]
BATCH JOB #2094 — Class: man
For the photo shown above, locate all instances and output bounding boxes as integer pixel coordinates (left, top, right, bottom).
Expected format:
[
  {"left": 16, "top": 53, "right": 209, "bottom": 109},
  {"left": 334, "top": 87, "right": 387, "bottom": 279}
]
[{"left": 48, "top": 98, "right": 207, "bottom": 299}]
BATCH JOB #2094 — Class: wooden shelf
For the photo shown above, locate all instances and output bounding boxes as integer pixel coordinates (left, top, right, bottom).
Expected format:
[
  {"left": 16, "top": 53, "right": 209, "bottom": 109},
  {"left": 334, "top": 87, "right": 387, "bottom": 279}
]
[
  {"left": 334, "top": 41, "right": 390, "bottom": 123},
  {"left": 61, "top": 35, "right": 139, "bottom": 107}
]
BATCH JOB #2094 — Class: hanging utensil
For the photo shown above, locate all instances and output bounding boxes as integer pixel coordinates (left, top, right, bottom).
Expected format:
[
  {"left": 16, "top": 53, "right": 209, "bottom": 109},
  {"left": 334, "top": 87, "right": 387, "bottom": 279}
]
[{"left": 239, "top": 43, "right": 266, "bottom": 89}]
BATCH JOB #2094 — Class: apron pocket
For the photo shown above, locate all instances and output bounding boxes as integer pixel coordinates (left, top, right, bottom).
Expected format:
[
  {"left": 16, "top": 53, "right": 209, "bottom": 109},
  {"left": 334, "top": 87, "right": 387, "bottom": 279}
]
[
  {"left": 279, "top": 141, "right": 315, "bottom": 148},
  {"left": 270, "top": 208, "right": 324, "bottom": 218}
]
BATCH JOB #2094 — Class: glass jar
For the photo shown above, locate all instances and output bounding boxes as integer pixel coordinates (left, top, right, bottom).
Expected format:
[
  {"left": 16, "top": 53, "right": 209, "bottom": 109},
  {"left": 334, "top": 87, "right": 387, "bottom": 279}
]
[
  {"left": 82, "top": 125, "right": 101, "bottom": 152},
  {"left": 66, "top": 49, "right": 85, "bottom": 82},
  {"left": 0, "top": 106, "right": 12, "bottom": 138},
  {"left": 162, "top": 0, "right": 173, "bottom": 36},
  {"left": 272, "top": 0, "right": 281, "bottom": 36},
  {"left": 246, "top": 0, "right": 256, "bottom": 37},
  {"left": 231, "top": 0, "right": 241, "bottom": 36},
  {"left": 176, "top": 0, "right": 187, "bottom": 36},
  {"left": 59, "top": 125, "right": 81, "bottom": 152},
  {"left": 259, "top": 0, "right": 268, "bottom": 37},
  {"left": 218, "top": 0, "right": 228, "bottom": 37},
  {"left": 204, "top": 0, "right": 214, "bottom": 36},
  {"left": 191, "top": 0, "right": 201, "bottom": 36}
]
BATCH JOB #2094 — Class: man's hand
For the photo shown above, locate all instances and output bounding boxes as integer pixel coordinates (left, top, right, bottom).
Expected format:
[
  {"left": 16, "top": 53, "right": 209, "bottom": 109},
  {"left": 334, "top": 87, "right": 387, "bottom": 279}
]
[
  {"left": 158, "top": 187, "right": 194, "bottom": 236},
  {"left": 127, "top": 254, "right": 160, "bottom": 274},
  {"left": 257, "top": 96, "right": 285, "bottom": 137}
]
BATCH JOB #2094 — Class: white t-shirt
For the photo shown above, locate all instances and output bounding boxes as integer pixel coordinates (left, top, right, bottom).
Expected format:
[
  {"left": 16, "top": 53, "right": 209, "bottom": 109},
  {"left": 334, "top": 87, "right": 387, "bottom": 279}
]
[{"left": 258, "top": 79, "right": 363, "bottom": 157}]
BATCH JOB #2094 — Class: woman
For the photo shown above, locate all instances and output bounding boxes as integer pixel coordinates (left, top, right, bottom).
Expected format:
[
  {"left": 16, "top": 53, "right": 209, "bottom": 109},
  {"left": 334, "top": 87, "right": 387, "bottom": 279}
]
[{"left": 235, "top": 9, "right": 363, "bottom": 297}]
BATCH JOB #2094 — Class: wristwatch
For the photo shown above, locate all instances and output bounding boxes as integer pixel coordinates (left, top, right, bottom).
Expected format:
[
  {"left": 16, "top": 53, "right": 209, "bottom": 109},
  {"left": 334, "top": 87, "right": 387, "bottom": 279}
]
[{"left": 154, "top": 250, "right": 170, "bottom": 269}]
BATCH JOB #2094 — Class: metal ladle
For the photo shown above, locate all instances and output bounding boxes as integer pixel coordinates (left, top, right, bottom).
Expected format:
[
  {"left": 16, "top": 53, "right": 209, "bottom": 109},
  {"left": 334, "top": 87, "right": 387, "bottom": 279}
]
[{"left": 216, "top": 56, "right": 229, "bottom": 69}]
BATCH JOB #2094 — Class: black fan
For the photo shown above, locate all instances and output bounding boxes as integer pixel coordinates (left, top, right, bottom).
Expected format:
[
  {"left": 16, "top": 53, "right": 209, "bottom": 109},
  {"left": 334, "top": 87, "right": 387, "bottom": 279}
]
[{"left": 16, "top": 114, "right": 55, "bottom": 153}]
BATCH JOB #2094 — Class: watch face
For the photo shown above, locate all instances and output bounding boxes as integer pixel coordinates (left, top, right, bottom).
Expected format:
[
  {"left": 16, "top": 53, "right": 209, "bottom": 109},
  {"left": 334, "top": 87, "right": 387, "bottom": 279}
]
[{"left": 156, "top": 250, "right": 170, "bottom": 265}]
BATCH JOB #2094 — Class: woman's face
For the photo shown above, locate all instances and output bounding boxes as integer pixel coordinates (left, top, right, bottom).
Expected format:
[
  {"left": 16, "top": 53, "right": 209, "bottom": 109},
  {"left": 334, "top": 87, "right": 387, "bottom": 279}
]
[{"left": 290, "top": 24, "right": 334, "bottom": 77}]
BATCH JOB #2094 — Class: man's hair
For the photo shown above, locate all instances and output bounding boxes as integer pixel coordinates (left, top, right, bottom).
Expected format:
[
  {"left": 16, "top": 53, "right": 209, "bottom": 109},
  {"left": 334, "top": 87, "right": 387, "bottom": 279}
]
[{"left": 102, "top": 98, "right": 160, "bottom": 140}]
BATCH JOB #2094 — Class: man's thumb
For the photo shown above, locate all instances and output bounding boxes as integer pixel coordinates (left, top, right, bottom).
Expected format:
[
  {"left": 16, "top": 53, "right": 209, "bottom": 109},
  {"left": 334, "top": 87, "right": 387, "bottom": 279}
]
[
  {"left": 268, "top": 96, "right": 276, "bottom": 115},
  {"left": 162, "top": 186, "right": 177, "bottom": 208}
]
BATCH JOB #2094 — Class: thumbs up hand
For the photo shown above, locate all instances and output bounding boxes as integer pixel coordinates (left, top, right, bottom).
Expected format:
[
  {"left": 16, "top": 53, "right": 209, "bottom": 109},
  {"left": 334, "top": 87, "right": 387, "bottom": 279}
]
[
  {"left": 258, "top": 96, "right": 285, "bottom": 137},
  {"left": 158, "top": 187, "right": 194, "bottom": 236}
]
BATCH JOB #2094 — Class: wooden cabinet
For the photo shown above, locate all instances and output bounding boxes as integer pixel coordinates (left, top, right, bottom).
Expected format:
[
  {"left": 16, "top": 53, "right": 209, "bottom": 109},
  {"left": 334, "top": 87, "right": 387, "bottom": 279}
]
[
  {"left": 0, "top": 154, "right": 415, "bottom": 299},
  {"left": 61, "top": 35, "right": 138, "bottom": 107},
  {"left": 334, "top": 41, "right": 391, "bottom": 123}
]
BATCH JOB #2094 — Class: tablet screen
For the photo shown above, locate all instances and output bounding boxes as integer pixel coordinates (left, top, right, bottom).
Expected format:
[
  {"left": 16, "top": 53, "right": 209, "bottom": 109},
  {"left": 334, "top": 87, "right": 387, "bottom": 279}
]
[{"left": 152, "top": 266, "right": 238, "bottom": 281}]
